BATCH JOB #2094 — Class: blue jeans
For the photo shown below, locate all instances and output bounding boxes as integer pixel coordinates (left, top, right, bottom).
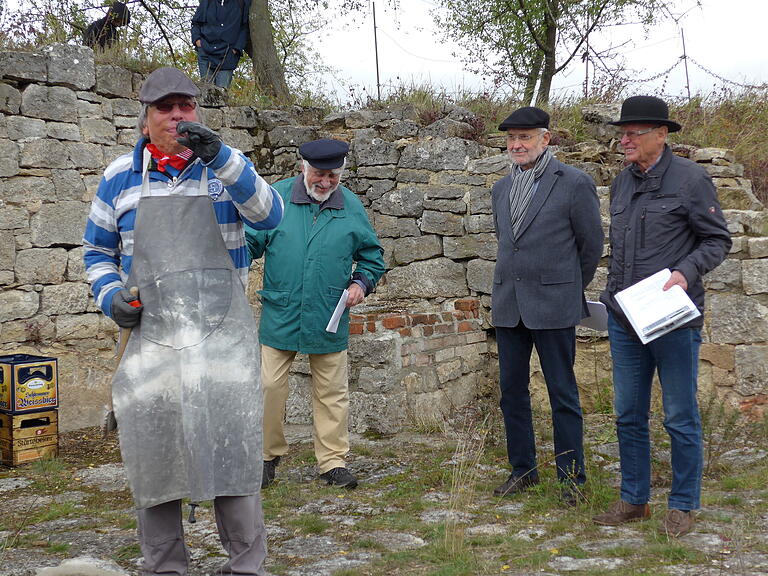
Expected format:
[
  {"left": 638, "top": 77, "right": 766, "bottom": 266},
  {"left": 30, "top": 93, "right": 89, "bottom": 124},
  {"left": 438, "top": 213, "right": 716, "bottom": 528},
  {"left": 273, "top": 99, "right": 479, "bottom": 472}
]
[
  {"left": 197, "top": 54, "right": 234, "bottom": 89},
  {"left": 496, "top": 324, "right": 585, "bottom": 484},
  {"left": 608, "top": 313, "right": 703, "bottom": 510}
]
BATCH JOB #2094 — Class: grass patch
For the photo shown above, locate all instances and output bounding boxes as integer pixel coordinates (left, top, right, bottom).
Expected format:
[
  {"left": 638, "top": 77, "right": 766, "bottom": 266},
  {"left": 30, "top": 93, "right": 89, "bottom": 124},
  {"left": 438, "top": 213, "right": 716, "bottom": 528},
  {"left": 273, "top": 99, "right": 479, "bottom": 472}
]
[
  {"left": 45, "top": 541, "right": 70, "bottom": 554},
  {"left": 286, "top": 514, "right": 330, "bottom": 535}
]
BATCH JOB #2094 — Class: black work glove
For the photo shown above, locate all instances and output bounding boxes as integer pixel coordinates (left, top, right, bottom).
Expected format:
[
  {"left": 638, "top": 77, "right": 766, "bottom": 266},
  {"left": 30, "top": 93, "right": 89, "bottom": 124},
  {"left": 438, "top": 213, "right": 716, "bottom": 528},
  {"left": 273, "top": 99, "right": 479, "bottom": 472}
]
[
  {"left": 111, "top": 288, "right": 143, "bottom": 328},
  {"left": 176, "top": 121, "right": 222, "bottom": 164}
]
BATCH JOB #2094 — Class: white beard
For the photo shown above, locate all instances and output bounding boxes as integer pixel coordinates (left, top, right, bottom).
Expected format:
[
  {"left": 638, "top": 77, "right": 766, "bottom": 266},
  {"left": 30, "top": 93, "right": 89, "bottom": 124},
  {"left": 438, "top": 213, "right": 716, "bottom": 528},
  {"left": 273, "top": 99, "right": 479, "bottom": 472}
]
[{"left": 304, "top": 174, "right": 338, "bottom": 203}]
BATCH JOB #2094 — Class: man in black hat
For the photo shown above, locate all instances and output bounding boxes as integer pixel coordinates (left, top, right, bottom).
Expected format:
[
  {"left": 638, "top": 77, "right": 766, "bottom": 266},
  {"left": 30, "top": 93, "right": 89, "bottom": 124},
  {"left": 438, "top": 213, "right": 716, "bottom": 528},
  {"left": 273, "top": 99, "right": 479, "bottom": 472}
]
[
  {"left": 490, "top": 107, "right": 603, "bottom": 503},
  {"left": 246, "top": 138, "right": 385, "bottom": 490},
  {"left": 593, "top": 96, "right": 731, "bottom": 536},
  {"left": 83, "top": 66, "right": 283, "bottom": 575},
  {"left": 83, "top": 1, "right": 131, "bottom": 49}
]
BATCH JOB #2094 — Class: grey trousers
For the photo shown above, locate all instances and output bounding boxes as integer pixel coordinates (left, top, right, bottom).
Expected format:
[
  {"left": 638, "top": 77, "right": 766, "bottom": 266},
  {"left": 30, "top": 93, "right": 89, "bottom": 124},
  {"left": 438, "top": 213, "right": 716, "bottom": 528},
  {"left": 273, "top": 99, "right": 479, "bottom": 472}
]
[{"left": 137, "top": 494, "right": 268, "bottom": 576}]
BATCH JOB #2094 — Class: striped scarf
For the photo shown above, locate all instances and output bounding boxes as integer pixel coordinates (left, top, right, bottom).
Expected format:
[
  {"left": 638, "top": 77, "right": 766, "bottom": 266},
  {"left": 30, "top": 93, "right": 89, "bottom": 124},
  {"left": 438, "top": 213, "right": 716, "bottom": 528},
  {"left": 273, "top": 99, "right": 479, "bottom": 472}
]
[{"left": 508, "top": 147, "right": 553, "bottom": 238}]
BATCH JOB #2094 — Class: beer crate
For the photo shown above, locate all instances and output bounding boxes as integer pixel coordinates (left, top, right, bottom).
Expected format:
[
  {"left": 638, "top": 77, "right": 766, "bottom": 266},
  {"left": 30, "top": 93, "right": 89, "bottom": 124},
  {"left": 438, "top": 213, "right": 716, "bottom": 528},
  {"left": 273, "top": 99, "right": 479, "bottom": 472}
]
[
  {"left": 0, "top": 409, "right": 58, "bottom": 466},
  {"left": 0, "top": 354, "right": 58, "bottom": 414}
]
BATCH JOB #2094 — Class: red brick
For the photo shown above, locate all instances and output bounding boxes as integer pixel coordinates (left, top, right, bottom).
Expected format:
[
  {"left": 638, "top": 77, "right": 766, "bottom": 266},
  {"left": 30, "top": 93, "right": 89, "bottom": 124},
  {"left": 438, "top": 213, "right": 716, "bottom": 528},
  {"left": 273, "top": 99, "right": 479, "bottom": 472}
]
[
  {"left": 350, "top": 314, "right": 365, "bottom": 322},
  {"left": 423, "top": 326, "right": 434, "bottom": 337},
  {"left": 411, "top": 313, "right": 438, "bottom": 325},
  {"left": 454, "top": 298, "right": 480, "bottom": 312},
  {"left": 349, "top": 322, "right": 364, "bottom": 335},
  {"left": 435, "top": 323, "right": 454, "bottom": 334},
  {"left": 382, "top": 315, "right": 407, "bottom": 330},
  {"left": 399, "top": 328, "right": 412, "bottom": 337},
  {"left": 458, "top": 321, "right": 476, "bottom": 332},
  {"left": 366, "top": 321, "right": 376, "bottom": 332}
]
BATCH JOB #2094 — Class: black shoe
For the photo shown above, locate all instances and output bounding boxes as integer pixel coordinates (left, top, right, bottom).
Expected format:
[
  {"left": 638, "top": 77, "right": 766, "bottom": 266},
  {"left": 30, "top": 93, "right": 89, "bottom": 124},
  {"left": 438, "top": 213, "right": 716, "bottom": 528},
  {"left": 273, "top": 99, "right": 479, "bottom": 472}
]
[
  {"left": 261, "top": 457, "right": 281, "bottom": 489},
  {"left": 559, "top": 482, "right": 585, "bottom": 506},
  {"left": 493, "top": 473, "right": 539, "bottom": 497},
  {"left": 319, "top": 467, "right": 358, "bottom": 489}
]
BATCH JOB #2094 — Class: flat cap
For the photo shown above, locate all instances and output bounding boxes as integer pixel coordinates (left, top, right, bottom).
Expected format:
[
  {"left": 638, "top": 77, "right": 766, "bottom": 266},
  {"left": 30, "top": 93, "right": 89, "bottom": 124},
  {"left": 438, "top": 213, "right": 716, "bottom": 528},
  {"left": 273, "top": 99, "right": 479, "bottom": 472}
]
[
  {"left": 139, "top": 67, "right": 201, "bottom": 104},
  {"left": 299, "top": 138, "right": 349, "bottom": 170},
  {"left": 498, "top": 106, "right": 550, "bottom": 131}
]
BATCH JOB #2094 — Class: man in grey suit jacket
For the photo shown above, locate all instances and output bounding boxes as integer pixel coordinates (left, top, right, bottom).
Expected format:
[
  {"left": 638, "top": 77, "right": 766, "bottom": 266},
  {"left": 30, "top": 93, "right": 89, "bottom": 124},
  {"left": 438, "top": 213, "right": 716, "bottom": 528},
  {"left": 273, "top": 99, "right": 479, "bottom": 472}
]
[{"left": 490, "top": 106, "right": 603, "bottom": 504}]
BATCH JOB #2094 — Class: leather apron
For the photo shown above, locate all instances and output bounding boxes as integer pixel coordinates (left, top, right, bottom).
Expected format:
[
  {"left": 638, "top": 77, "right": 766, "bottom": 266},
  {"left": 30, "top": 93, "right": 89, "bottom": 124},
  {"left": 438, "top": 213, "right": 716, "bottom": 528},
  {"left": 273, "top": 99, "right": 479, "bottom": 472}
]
[{"left": 112, "top": 161, "right": 263, "bottom": 509}]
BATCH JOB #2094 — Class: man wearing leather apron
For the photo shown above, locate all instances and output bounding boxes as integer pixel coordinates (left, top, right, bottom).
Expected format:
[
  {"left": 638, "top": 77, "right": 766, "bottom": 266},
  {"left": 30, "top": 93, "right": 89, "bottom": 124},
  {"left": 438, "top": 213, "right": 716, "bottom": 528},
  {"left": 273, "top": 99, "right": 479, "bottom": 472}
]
[{"left": 83, "top": 67, "right": 283, "bottom": 576}]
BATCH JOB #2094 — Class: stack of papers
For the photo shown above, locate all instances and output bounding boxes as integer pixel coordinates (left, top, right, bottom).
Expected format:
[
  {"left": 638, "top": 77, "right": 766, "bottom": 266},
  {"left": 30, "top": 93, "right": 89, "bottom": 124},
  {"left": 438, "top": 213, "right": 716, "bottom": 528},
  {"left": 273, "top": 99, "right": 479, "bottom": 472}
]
[{"left": 614, "top": 268, "right": 700, "bottom": 344}]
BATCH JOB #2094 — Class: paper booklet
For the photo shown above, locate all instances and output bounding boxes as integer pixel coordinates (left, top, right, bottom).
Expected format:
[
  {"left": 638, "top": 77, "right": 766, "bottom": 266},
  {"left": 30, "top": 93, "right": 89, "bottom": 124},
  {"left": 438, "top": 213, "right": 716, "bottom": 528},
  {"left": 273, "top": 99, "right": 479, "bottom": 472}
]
[
  {"left": 614, "top": 268, "right": 700, "bottom": 344},
  {"left": 325, "top": 289, "right": 349, "bottom": 333}
]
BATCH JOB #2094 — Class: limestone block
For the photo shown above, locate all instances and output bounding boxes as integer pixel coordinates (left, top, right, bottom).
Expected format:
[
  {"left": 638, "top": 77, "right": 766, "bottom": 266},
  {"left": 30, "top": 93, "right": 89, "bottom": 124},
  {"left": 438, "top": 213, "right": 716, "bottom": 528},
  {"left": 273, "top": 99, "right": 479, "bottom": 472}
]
[
  {"left": 83, "top": 174, "right": 102, "bottom": 201},
  {"left": 41, "top": 282, "right": 90, "bottom": 315},
  {"left": 30, "top": 201, "right": 89, "bottom": 247},
  {"left": 110, "top": 97, "right": 142, "bottom": 117},
  {"left": 468, "top": 187, "right": 492, "bottom": 214},
  {"left": 581, "top": 103, "right": 621, "bottom": 125},
  {"left": 47, "top": 122, "right": 81, "bottom": 141},
  {"left": 77, "top": 99, "right": 104, "bottom": 119},
  {"left": 6, "top": 116, "right": 46, "bottom": 141},
  {"left": 259, "top": 109, "right": 298, "bottom": 131},
  {"left": 65, "top": 142, "right": 105, "bottom": 169},
  {"left": 443, "top": 233, "right": 497, "bottom": 261},
  {"left": 373, "top": 214, "right": 419, "bottom": 238},
  {"left": 465, "top": 214, "right": 495, "bottom": 234},
  {"left": 219, "top": 128, "right": 254, "bottom": 153},
  {"left": 421, "top": 184, "right": 466, "bottom": 200},
  {"left": 748, "top": 238, "right": 768, "bottom": 258},
  {"left": 0, "top": 83, "right": 21, "bottom": 114},
  {"left": 356, "top": 165, "right": 398, "bottom": 179},
  {"left": 0, "top": 230, "right": 14, "bottom": 270},
  {"left": 585, "top": 267, "right": 608, "bottom": 299},
  {"left": 380, "top": 119, "right": 419, "bottom": 140},
  {"left": 0, "top": 289, "right": 39, "bottom": 322},
  {"left": 348, "top": 334, "right": 398, "bottom": 365},
  {"left": 693, "top": 148, "right": 735, "bottom": 163},
  {"left": 353, "top": 129, "right": 400, "bottom": 166},
  {"left": 52, "top": 169, "right": 86, "bottom": 201},
  {"left": 0, "top": 206, "right": 28, "bottom": 229},
  {"left": 374, "top": 186, "right": 424, "bottom": 217},
  {"left": 225, "top": 106, "right": 258, "bottom": 128},
  {"left": 77, "top": 118, "right": 114, "bottom": 145},
  {"left": 392, "top": 235, "right": 442, "bottom": 265},
  {"left": 384, "top": 257, "right": 468, "bottom": 298},
  {"left": 0, "top": 270, "right": 13, "bottom": 285},
  {"left": 0, "top": 315, "right": 55, "bottom": 344},
  {"left": 708, "top": 293, "right": 768, "bottom": 344},
  {"left": 268, "top": 125, "right": 317, "bottom": 148},
  {"left": 117, "top": 128, "right": 136, "bottom": 145},
  {"left": 0, "top": 51, "right": 47, "bottom": 82},
  {"left": 734, "top": 344, "right": 768, "bottom": 396},
  {"left": 343, "top": 109, "right": 389, "bottom": 129},
  {"left": 20, "top": 139, "right": 69, "bottom": 168},
  {"left": 0, "top": 139, "right": 19, "bottom": 176},
  {"left": 349, "top": 391, "right": 407, "bottom": 435},
  {"left": 396, "top": 169, "right": 431, "bottom": 183},
  {"left": 45, "top": 44, "right": 95, "bottom": 89},
  {"left": 399, "top": 138, "right": 482, "bottom": 171},
  {"left": 743, "top": 260, "right": 768, "bottom": 294},
  {"left": 699, "top": 343, "right": 736, "bottom": 371},
  {"left": 423, "top": 198, "right": 466, "bottom": 213},
  {"left": 420, "top": 210, "right": 464, "bottom": 236},
  {"left": 729, "top": 236, "right": 746, "bottom": 254},
  {"left": 1, "top": 176, "right": 54, "bottom": 206},
  {"left": 466, "top": 258, "right": 495, "bottom": 294},
  {"left": 437, "top": 172, "right": 486, "bottom": 187},
  {"left": 703, "top": 259, "right": 741, "bottom": 291},
  {"left": 66, "top": 246, "right": 87, "bottom": 282},
  {"left": 198, "top": 84, "right": 226, "bottom": 108},
  {"left": 15, "top": 248, "right": 68, "bottom": 284},
  {"left": 56, "top": 313, "right": 101, "bottom": 340},
  {"left": 436, "top": 358, "right": 464, "bottom": 384},
  {"left": 21, "top": 85, "right": 78, "bottom": 122},
  {"left": 716, "top": 183, "right": 764, "bottom": 211},
  {"left": 355, "top": 366, "right": 399, "bottom": 394},
  {"left": 379, "top": 237, "right": 395, "bottom": 269},
  {"left": 420, "top": 117, "right": 473, "bottom": 139},
  {"left": 742, "top": 211, "right": 768, "bottom": 237},
  {"left": 467, "top": 153, "right": 508, "bottom": 175},
  {"left": 704, "top": 164, "right": 744, "bottom": 178},
  {"left": 95, "top": 65, "right": 133, "bottom": 97},
  {"left": 355, "top": 179, "right": 395, "bottom": 200}
]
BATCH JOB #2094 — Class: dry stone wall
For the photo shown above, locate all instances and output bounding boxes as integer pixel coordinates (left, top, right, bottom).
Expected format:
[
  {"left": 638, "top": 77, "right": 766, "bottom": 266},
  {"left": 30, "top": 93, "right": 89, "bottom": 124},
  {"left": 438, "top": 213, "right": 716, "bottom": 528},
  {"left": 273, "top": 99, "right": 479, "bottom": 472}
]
[{"left": 1, "top": 45, "right": 766, "bottom": 434}]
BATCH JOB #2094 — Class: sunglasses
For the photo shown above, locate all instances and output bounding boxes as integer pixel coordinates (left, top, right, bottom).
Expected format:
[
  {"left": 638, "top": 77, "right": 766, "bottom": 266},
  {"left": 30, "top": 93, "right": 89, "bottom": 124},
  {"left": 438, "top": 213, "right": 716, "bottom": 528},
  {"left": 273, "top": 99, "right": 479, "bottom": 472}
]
[{"left": 152, "top": 101, "right": 197, "bottom": 113}]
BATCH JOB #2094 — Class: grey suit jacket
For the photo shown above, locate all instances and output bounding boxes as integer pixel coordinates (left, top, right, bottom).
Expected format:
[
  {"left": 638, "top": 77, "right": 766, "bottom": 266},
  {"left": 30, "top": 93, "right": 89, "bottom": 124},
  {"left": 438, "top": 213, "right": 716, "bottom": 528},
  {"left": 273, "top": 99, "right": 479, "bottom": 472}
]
[{"left": 491, "top": 157, "right": 604, "bottom": 330}]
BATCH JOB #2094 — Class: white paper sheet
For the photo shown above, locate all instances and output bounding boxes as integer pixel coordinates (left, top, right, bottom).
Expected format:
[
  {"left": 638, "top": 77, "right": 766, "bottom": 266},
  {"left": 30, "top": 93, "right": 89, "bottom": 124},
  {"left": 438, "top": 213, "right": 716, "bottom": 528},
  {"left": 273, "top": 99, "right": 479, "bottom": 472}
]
[
  {"left": 579, "top": 301, "right": 608, "bottom": 331},
  {"left": 614, "top": 268, "right": 700, "bottom": 344},
  {"left": 325, "top": 289, "right": 349, "bottom": 333}
]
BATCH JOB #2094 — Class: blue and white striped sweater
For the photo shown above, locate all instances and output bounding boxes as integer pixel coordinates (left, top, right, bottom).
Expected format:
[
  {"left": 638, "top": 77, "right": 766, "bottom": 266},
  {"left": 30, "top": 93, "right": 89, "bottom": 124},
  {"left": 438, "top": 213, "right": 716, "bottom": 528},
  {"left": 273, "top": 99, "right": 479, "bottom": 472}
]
[{"left": 83, "top": 138, "right": 283, "bottom": 318}]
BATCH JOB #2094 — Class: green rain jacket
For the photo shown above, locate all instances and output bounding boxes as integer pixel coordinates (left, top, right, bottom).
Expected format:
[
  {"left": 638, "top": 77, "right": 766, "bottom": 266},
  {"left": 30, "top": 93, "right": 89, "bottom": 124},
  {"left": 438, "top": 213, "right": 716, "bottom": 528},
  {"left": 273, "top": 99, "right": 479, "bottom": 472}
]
[{"left": 245, "top": 176, "right": 385, "bottom": 354}]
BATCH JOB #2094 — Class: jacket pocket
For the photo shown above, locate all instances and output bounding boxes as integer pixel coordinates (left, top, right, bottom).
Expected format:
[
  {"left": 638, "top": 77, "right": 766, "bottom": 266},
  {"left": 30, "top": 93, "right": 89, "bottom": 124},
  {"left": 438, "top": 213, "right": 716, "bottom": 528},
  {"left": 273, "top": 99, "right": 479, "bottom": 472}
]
[
  {"left": 259, "top": 289, "right": 290, "bottom": 307},
  {"left": 327, "top": 286, "right": 346, "bottom": 300},
  {"left": 540, "top": 271, "right": 573, "bottom": 285},
  {"left": 642, "top": 200, "right": 684, "bottom": 249}
]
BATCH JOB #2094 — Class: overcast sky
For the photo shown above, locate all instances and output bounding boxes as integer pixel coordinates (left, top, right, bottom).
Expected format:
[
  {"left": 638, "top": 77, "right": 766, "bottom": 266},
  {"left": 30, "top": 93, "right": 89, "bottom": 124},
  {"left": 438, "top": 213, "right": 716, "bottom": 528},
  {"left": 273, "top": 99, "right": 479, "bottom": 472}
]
[{"left": 316, "top": 0, "right": 767, "bottom": 102}]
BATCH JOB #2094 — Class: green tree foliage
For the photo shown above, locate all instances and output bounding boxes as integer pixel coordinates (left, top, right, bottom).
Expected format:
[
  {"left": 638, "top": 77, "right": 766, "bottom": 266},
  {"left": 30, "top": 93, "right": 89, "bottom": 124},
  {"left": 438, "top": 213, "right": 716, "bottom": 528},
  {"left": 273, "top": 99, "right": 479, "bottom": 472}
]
[{"left": 433, "top": 0, "right": 670, "bottom": 105}]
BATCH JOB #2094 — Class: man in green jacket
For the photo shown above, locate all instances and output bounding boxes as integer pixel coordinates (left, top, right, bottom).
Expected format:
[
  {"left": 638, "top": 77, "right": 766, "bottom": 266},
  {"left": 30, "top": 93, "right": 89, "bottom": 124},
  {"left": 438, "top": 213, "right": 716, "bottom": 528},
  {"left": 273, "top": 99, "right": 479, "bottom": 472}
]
[{"left": 246, "top": 138, "right": 385, "bottom": 489}]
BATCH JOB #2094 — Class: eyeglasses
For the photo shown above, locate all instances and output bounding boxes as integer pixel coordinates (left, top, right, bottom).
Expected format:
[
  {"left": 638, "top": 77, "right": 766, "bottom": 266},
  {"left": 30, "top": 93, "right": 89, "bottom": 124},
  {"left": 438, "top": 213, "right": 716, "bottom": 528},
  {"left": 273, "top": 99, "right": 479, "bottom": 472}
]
[
  {"left": 619, "top": 126, "right": 659, "bottom": 140},
  {"left": 152, "top": 101, "right": 197, "bottom": 113},
  {"left": 506, "top": 133, "right": 537, "bottom": 143}
]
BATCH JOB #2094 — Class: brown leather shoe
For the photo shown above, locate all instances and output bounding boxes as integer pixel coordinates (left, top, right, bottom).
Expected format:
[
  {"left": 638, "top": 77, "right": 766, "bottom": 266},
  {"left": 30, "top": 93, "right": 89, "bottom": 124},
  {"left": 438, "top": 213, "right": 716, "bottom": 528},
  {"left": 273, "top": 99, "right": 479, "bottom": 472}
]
[
  {"left": 660, "top": 509, "right": 695, "bottom": 537},
  {"left": 493, "top": 473, "right": 539, "bottom": 497},
  {"left": 593, "top": 500, "right": 651, "bottom": 525}
]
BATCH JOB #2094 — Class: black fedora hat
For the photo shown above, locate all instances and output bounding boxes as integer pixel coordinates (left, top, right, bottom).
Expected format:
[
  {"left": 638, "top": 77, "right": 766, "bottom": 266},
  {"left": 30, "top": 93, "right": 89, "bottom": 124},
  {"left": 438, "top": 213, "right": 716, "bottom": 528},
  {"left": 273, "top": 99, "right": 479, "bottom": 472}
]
[{"left": 609, "top": 95, "right": 681, "bottom": 133}]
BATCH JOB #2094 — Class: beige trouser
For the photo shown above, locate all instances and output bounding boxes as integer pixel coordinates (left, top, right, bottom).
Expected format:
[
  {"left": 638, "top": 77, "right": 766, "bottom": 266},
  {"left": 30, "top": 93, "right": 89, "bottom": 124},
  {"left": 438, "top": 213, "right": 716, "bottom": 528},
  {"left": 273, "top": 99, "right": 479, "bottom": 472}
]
[{"left": 261, "top": 344, "right": 349, "bottom": 473}]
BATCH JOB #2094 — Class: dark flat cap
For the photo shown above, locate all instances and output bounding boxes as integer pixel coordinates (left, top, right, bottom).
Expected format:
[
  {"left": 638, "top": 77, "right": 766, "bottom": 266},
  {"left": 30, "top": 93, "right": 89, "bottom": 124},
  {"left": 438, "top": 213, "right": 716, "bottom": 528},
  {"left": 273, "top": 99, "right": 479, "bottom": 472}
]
[
  {"left": 299, "top": 138, "right": 349, "bottom": 169},
  {"left": 609, "top": 95, "right": 681, "bottom": 132},
  {"left": 498, "top": 106, "right": 550, "bottom": 131},
  {"left": 139, "top": 67, "right": 201, "bottom": 104}
]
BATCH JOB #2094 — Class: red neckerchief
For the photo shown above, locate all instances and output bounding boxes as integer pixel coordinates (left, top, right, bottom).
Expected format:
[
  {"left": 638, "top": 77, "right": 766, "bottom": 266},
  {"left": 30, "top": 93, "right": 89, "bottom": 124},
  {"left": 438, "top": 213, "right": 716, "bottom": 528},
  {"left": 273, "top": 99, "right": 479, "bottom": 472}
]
[{"left": 146, "top": 143, "right": 194, "bottom": 172}]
